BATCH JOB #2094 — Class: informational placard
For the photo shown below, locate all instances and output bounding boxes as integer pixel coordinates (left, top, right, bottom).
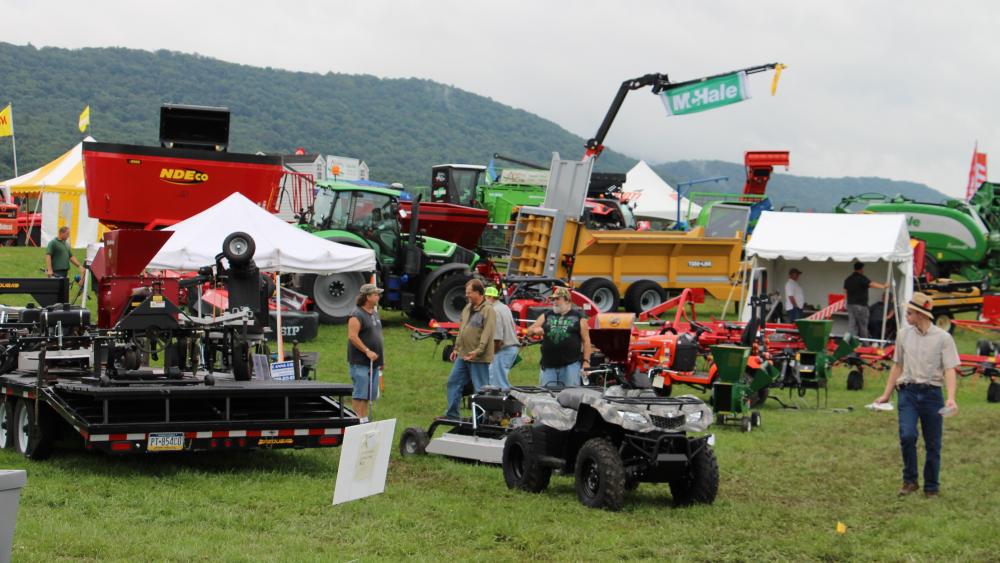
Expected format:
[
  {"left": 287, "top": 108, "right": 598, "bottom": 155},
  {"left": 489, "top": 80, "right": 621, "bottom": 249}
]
[
  {"left": 270, "top": 361, "right": 295, "bottom": 381},
  {"left": 252, "top": 354, "right": 270, "bottom": 379},
  {"left": 332, "top": 419, "right": 396, "bottom": 506}
]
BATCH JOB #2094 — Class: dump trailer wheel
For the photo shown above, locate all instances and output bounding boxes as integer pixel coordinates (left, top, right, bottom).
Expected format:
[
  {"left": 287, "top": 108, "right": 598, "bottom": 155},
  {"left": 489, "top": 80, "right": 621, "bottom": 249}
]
[
  {"left": 305, "top": 271, "right": 367, "bottom": 324},
  {"left": 933, "top": 314, "right": 954, "bottom": 334},
  {"left": 502, "top": 426, "right": 552, "bottom": 493},
  {"left": 578, "top": 279, "right": 620, "bottom": 313},
  {"left": 624, "top": 281, "right": 667, "bottom": 314},
  {"left": 574, "top": 437, "right": 626, "bottom": 510},
  {"left": 13, "top": 399, "right": 55, "bottom": 460},
  {"left": 669, "top": 443, "right": 719, "bottom": 506},
  {"left": 399, "top": 427, "right": 430, "bottom": 457},
  {"left": 430, "top": 274, "right": 472, "bottom": 324},
  {"left": 0, "top": 398, "right": 14, "bottom": 449}
]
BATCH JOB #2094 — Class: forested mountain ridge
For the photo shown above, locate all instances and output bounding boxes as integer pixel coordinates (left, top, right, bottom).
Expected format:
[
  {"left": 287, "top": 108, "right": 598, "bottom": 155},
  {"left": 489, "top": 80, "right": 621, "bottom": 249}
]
[{"left": 0, "top": 42, "right": 948, "bottom": 210}]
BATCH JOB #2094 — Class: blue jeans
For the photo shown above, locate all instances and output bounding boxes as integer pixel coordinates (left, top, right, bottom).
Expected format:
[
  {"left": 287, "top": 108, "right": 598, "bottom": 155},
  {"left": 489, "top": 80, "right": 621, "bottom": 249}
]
[
  {"left": 489, "top": 346, "right": 519, "bottom": 390},
  {"left": 540, "top": 361, "right": 581, "bottom": 388},
  {"left": 349, "top": 363, "right": 381, "bottom": 400},
  {"left": 445, "top": 359, "right": 490, "bottom": 418},
  {"left": 786, "top": 306, "right": 803, "bottom": 323},
  {"left": 898, "top": 385, "right": 944, "bottom": 492}
]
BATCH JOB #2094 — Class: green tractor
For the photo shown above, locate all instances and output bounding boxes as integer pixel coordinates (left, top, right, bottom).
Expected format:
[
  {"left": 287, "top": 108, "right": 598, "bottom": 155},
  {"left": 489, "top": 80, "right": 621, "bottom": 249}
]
[
  {"left": 299, "top": 181, "right": 480, "bottom": 324},
  {"left": 835, "top": 191, "right": 1000, "bottom": 284}
]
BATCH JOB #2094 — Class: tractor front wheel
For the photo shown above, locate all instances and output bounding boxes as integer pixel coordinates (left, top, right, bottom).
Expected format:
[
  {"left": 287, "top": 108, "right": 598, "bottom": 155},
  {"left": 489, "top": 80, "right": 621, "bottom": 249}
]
[
  {"left": 430, "top": 274, "right": 471, "bottom": 324},
  {"left": 306, "top": 271, "right": 367, "bottom": 324}
]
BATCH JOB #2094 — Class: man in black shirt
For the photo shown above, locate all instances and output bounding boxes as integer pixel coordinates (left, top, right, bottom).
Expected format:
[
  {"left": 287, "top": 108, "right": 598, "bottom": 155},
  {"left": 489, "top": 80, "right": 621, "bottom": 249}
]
[
  {"left": 844, "top": 262, "right": 888, "bottom": 339},
  {"left": 347, "top": 283, "right": 384, "bottom": 421},
  {"left": 526, "top": 287, "right": 592, "bottom": 387}
]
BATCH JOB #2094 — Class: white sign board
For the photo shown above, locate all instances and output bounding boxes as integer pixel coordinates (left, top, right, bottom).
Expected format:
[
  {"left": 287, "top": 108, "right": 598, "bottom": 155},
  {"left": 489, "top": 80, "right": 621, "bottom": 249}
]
[
  {"left": 270, "top": 361, "right": 295, "bottom": 381},
  {"left": 332, "top": 419, "right": 396, "bottom": 505}
]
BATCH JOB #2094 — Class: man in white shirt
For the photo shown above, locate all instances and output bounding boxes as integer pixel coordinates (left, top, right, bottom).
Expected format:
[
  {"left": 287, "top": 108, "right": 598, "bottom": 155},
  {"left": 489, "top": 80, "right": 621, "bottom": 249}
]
[{"left": 784, "top": 268, "right": 805, "bottom": 323}]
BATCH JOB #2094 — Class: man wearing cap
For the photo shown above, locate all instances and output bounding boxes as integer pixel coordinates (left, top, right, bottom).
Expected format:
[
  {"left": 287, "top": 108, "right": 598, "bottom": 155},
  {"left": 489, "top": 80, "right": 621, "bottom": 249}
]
[
  {"left": 874, "top": 292, "right": 960, "bottom": 498},
  {"left": 526, "top": 287, "right": 592, "bottom": 387},
  {"left": 444, "top": 279, "right": 496, "bottom": 419},
  {"left": 784, "top": 268, "right": 805, "bottom": 323},
  {"left": 486, "top": 285, "right": 519, "bottom": 390},
  {"left": 347, "top": 284, "right": 384, "bottom": 421},
  {"left": 844, "top": 262, "right": 888, "bottom": 338}
]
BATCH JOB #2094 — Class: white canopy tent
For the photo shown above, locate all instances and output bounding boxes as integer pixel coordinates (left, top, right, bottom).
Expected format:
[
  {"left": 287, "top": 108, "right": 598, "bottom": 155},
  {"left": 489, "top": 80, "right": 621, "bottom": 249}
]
[
  {"left": 743, "top": 211, "right": 913, "bottom": 338},
  {"left": 625, "top": 160, "right": 702, "bottom": 224},
  {"left": 147, "top": 193, "right": 376, "bottom": 359},
  {"left": 147, "top": 192, "right": 375, "bottom": 273}
]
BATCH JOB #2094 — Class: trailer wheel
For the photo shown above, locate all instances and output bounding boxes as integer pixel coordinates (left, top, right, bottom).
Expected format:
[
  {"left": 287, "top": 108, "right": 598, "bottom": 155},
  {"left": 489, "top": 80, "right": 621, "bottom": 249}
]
[
  {"left": 749, "top": 386, "right": 769, "bottom": 408},
  {"left": 933, "top": 314, "right": 953, "bottom": 334},
  {"left": 987, "top": 381, "right": 1000, "bottom": 403},
  {"left": 222, "top": 232, "right": 256, "bottom": 267},
  {"left": 503, "top": 427, "right": 552, "bottom": 493},
  {"left": 578, "top": 279, "right": 619, "bottom": 313},
  {"left": 751, "top": 411, "right": 762, "bottom": 427},
  {"left": 0, "top": 398, "right": 14, "bottom": 449},
  {"left": 0, "top": 349, "right": 15, "bottom": 375},
  {"left": 624, "top": 281, "right": 667, "bottom": 314},
  {"left": 574, "top": 437, "right": 626, "bottom": 510},
  {"left": 441, "top": 344, "right": 454, "bottom": 363},
  {"left": 13, "top": 399, "right": 55, "bottom": 460},
  {"left": 398, "top": 427, "right": 430, "bottom": 456},
  {"left": 740, "top": 417, "right": 753, "bottom": 433},
  {"left": 430, "top": 274, "right": 471, "bottom": 324},
  {"left": 305, "top": 272, "right": 367, "bottom": 324},
  {"left": 977, "top": 339, "right": 996, "bottom": 357},
  {"left": 669, "top": 443, "right": 719, "bottom": 506}
]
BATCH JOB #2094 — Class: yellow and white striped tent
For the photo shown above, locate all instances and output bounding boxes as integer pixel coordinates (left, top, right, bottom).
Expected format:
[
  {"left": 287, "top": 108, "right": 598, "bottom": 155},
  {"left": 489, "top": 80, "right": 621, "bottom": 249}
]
[{"left": 0, "top": 137, "right": 103, "bottom": 248}]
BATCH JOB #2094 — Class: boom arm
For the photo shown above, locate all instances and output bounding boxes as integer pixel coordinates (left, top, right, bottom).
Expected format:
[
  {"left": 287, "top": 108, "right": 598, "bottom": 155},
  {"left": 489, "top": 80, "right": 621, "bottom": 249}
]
[{"left": 583, "top": 63, "right": 783, "bottom": 160}]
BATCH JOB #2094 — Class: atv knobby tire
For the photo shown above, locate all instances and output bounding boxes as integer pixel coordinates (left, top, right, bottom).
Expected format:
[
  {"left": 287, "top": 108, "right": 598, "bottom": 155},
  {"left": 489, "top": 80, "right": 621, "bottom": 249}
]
[
  {"left": 502, "top": 427, "right": 552, "bottom": 493},
  {"left": 574, "top": 437, "right": 626, "bottom": 511},
  {"left": 669, "top": 442, "right": 719, "bottom": 506}
]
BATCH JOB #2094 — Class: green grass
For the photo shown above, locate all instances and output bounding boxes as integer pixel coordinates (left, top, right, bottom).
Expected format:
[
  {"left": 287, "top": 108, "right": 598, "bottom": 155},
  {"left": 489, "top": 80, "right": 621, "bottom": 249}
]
[{"left": 2, "top": 247, "right": 999, "bottom": 561}]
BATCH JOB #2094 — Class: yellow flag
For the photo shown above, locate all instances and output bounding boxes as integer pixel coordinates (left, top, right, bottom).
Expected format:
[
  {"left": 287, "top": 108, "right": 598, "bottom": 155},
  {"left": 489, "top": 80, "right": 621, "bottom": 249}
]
[
  {"left": 770, "top": 64, "right": 786, "bottom": 96},
  {"left": 78, "top": 105, "right": 90, "bottom": 133},
  {"left": 0, "top": 104, "right": 12, "bottom": 137}
]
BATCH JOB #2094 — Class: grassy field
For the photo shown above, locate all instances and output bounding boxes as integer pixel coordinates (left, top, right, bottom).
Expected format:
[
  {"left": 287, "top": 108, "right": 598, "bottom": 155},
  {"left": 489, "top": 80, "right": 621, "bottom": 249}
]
[{"left": 1, "top": 247, "right": 998, "bottom": 561}]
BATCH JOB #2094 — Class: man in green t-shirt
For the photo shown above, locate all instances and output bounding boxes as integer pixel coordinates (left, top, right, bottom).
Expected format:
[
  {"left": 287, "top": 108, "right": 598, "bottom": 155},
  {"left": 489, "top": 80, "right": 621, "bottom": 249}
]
[{"left": 45, "top": 226, "right": 83, "bottom": 281}]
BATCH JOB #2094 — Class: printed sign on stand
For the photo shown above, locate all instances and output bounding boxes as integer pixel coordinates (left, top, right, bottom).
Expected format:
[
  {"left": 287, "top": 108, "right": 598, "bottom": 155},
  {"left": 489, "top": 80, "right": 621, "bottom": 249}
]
[
  {"left": 332, "top": 419, "right": 396, "bottom": 506},
  {"left": 270, "top": 361, "right": 295, "bottom": 381}
]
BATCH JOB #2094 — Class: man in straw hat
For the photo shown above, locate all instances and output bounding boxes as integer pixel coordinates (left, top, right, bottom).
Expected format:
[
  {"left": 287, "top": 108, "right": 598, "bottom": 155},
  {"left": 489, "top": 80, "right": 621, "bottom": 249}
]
[{"left": 874, "top": 292, "right": 959, "bottom": 498}]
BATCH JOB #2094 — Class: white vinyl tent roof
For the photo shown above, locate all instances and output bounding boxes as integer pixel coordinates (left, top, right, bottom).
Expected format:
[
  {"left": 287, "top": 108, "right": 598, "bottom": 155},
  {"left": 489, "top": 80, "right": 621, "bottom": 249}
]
[
  {"left": 147, "top": 193, "right": 376, "bottom": 274},
  {"left": 746, "top": 211, "right": 913, "bottom": 262},
  {"left": 742, "top": 212, "right": 914, "bottom": 335},
  {"left": 625, "top": 160, "right": 702, "bottom": 223}
]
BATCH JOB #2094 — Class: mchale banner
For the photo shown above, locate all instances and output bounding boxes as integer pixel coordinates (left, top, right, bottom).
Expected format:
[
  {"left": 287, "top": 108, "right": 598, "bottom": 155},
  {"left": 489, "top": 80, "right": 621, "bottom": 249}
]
[{"left": 659, "top": 71, "right": 750, "bottom": 117}]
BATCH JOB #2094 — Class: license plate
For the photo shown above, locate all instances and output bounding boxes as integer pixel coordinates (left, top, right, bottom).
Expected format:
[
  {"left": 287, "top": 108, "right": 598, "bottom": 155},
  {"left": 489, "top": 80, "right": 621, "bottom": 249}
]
[
  {"left": 652, "top": 375, "right": 665, "bottom": 388},
  {"left": 147, "top": 433, "right": 185, "bottom": 451}
]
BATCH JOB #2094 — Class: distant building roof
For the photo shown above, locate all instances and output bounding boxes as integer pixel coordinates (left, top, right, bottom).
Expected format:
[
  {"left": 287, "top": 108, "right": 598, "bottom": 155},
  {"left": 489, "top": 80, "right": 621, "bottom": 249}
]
[{"left": 282, "top": 153, "right": 322, "bottom": 164}]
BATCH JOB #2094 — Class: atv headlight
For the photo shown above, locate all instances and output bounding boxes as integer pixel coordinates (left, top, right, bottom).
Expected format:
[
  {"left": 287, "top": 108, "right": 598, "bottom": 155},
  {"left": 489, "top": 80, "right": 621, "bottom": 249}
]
[
  {"left": 619, "top": 411, "right": 650, "bottom": 426},
  {"left": 685, "top": 410, "right": 703, "bottom": 424},
  {"left": 682, "top": 405, "right": 713, "bottom": 433}
]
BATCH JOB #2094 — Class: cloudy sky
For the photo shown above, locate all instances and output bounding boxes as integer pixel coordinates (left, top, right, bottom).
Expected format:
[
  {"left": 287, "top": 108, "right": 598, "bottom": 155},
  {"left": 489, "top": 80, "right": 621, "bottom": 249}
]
[{"left": 6, "top": 0, "right": 998, "bottom": 198}]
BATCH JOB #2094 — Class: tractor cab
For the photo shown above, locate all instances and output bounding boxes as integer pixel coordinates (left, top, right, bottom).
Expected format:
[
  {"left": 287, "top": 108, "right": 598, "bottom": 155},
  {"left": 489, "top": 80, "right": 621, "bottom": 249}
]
[
  {"left": 431, "top": 164, "right": 487, "bottom": 207},
  {"left": 312, "top": 185, "right": 402, "bottom": 266}
]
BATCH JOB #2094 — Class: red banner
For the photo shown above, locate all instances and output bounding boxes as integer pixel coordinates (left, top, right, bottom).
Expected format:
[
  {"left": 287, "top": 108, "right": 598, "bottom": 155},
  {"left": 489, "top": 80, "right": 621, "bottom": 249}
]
[{"left": 966, "top": 142, "right": 988, "bottom": 201}]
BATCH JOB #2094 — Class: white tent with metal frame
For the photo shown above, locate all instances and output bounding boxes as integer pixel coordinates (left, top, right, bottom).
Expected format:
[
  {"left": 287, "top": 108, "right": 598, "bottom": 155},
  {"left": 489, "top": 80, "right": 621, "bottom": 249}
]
[
  {"left": 742, "top": 211, "right": 913, "bottom": 339},
  {"left": 625, "top": 160, "right": 702, "bottom": 223},
  {"left": 146, "top": 193, "right": 376, "bottom": 359},
  {"left": 147, "top": 192, "right": 375, "bottom": 274}
]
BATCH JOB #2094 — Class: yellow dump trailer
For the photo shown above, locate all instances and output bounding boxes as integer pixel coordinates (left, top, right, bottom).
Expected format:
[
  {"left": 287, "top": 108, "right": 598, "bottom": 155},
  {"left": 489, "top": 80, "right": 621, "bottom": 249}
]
[{"left": 509, "top": 211, "right": 744, "bottom": 313}]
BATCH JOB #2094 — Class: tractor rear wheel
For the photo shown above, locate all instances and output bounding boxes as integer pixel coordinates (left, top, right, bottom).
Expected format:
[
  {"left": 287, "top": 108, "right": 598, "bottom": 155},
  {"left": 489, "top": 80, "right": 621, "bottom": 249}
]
[
  {"left": 503, "top": 427, "right": 552, "bottom": 493},
  {"left": 669, "top": 443, "right": 719, "bottom": 506},
  {"left": 430, "top": 274, "right": 471, "bottom": 324},
  {"left": 574, "top": 437, "right": 626, "bottom": 510},
  {"left": 306, "top": 271, "right": 367, "bottom": 324}
]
